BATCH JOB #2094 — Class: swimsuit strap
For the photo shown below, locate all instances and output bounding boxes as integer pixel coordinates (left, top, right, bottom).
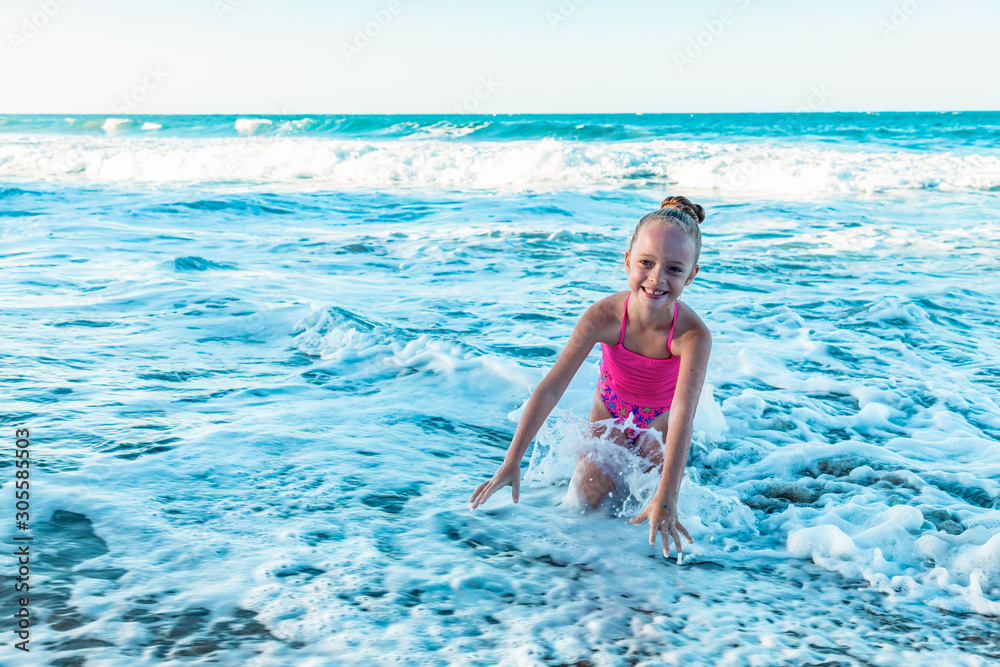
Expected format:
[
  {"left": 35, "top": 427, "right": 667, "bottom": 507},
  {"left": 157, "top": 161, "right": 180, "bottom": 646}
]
[
  {"left": 618, "top": 293, "right": 629, "bottom": 345},
  {"left": 667, "top": 301, "right": 678, "bottom": 352}
]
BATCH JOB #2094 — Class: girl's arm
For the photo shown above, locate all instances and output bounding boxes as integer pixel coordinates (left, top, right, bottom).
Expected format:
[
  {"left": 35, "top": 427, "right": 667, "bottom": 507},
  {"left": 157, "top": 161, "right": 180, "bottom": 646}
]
[
  {"left": 470, "top": 301, "right": 613, "bottom": 509},
  {"left": 630, "top": 318, "right": 712, "bottom": 556},
  {"left": 658, "top": 323, "right": 711, "bottom": 504}
]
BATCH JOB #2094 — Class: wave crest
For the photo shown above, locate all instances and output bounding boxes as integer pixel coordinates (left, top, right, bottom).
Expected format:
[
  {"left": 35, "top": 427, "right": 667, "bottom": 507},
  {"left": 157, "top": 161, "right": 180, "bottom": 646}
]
[{"left": 2, "top": 134, "right": 997, "bottom": 194}]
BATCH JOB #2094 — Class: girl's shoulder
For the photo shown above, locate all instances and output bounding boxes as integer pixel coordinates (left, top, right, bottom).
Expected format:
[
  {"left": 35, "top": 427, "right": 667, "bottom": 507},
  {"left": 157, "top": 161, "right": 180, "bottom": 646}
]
[
  {"left": 592, "top": 291, "right": 630, "bottom": 323},
  {"left": 578, "top": 292, "right": 629, "bottom": 343},
  {"left": 673, "top": 300, "right": 712, "bottom": 352}
]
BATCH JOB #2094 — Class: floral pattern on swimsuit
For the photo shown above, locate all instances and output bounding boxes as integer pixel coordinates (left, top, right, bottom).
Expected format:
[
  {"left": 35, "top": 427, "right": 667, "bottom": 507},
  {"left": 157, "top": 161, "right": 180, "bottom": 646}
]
[{"left": 597, "top": 365, "right": 668, "bottom": 436}]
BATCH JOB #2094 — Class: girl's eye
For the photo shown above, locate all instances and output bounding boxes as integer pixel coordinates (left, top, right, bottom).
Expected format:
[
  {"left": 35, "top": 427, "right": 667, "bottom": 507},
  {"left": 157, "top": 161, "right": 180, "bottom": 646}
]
[{"left": 640, "top": 260, "right": 653, "bottom": 267}]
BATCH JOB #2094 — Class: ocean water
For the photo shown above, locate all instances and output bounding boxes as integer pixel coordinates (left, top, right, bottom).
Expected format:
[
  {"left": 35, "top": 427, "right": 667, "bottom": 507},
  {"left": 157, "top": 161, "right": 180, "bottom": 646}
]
[{"left": 1, "top": 112, "right": 999, "bottom": 666}]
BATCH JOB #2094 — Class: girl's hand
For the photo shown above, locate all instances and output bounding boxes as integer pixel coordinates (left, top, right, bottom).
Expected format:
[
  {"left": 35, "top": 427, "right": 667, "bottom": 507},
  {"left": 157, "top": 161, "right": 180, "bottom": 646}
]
[
  {"left": 469, "top": 462, "right": 521, "bottom": 509},
  {"left": 630, "top": 498, "right": 693, "bottom": 559}
]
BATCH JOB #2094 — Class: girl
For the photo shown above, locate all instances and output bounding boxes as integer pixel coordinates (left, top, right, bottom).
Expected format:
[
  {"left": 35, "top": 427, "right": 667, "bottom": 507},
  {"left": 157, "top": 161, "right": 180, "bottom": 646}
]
[{"left": 469, "top": 196, "right": 712, "bottom": 559}]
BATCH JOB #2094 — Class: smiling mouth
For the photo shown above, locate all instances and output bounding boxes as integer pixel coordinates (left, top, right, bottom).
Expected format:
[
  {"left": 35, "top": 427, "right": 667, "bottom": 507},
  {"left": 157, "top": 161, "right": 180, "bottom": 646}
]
[{"left": 641, "top": 287, "right": 667, "bottom": 297}]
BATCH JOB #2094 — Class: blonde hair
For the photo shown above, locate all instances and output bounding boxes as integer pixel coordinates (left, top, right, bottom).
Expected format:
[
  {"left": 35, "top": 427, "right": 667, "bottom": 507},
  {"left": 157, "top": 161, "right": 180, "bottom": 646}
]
[{"left": 628, "top": 195, "right": 706, "bottom": 264}]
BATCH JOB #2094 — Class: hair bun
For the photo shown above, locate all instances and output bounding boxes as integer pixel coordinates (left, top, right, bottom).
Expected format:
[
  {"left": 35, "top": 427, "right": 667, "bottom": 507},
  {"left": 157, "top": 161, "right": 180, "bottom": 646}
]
[{"left": 659, "top": 196, "right": 705, "bottom": 224}]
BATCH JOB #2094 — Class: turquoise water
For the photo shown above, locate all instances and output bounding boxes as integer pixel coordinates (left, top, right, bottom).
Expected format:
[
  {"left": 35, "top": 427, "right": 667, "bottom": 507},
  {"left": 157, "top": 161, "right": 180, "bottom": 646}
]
[
  {"left": 1, "top": 113, "right": 999, "bottom": 665},
  {"left": 3, "top": 112, "right": 1000, "bottom": 152}
]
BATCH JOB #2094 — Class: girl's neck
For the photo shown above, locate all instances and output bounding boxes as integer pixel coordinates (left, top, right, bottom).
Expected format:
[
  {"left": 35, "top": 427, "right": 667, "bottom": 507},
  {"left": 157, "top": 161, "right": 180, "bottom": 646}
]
[{"left": 627, "top": 292, "right": 677, "bottom": 329}]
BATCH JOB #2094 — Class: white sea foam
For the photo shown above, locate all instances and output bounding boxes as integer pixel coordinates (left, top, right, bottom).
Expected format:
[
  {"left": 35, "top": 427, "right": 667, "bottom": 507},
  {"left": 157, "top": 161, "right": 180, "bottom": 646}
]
[
  {"left": 291, "top": 306, "right": 538, "bottom": 399},
  {"left": 2, "top": 133, "right": 998, "bottom": 194}
]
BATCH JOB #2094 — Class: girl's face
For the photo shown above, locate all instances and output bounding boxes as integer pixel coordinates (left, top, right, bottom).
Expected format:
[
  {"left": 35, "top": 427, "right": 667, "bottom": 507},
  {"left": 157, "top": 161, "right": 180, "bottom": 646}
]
[{"left": 624, "top": 223, "right": 699, "bottom": 309}]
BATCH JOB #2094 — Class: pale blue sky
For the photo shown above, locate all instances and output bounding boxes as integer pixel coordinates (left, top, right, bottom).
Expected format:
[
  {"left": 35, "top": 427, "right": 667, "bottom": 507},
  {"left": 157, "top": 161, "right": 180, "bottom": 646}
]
[{"left": 1, "top": 0, "right": 997, "bottom": 113}]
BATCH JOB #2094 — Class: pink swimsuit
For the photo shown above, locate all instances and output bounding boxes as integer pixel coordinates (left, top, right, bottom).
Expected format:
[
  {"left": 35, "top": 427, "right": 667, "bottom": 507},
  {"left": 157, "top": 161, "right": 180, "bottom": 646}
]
[{"left": 597, "top": 293, "right": 681, "bottom": 432}]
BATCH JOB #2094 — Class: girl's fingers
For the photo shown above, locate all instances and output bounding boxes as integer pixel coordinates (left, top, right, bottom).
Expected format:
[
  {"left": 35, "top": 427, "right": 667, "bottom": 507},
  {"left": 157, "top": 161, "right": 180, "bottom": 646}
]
[
  {"left": 670, "top": 526, "right": 682, "bottom": 553},
  {"left": 471, "top": 481, "right": 493, "bottom": 507},
  {"left": 470, "top": 481, "right": 487, "bottom": 505},
  {"left": 631, "top": 510, "right": 690, "bottom": 557},
  {"left": 470, "top": 472, "right": 518, "bottom": 508}
]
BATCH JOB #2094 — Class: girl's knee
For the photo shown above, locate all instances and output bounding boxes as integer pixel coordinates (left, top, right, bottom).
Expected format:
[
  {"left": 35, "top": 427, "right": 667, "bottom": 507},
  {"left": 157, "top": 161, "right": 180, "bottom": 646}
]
[{"left": 569, "top": 456, "right": 614, "bottom": 511}]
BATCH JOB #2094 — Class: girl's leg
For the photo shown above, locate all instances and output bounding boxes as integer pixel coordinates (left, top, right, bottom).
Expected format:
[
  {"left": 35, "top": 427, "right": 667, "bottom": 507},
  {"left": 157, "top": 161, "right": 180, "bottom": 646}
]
[{"left": 568, "top": 387, "right": 631, "bottom": 510}]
